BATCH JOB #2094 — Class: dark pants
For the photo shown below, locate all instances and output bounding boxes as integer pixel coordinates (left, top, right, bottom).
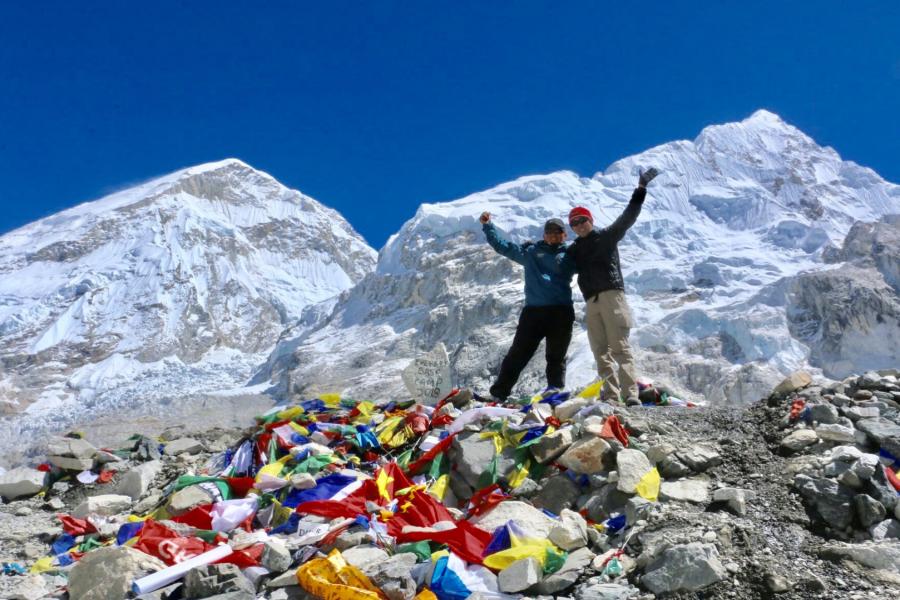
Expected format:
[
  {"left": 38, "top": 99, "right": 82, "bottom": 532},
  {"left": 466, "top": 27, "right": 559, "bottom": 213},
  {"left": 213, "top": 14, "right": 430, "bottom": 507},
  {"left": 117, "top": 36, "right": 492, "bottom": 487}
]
[{"left": 490, "top": 305, "right": 575, "bottom": 399}]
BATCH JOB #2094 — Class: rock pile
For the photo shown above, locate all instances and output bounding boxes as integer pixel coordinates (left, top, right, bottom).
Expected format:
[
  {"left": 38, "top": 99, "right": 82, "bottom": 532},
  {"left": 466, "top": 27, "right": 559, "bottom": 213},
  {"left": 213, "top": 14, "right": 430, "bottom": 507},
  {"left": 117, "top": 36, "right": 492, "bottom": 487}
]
[{"left": 0, "top": 372, "right": 899, "bottom": 599}]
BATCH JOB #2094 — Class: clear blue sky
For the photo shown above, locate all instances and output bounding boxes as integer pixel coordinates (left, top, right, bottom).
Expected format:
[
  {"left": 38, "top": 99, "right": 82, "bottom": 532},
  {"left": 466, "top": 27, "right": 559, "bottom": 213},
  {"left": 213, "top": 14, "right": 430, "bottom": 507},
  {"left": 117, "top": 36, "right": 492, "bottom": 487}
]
[{"left": 1, "top": 2, "right": 898, "bottom": 248}]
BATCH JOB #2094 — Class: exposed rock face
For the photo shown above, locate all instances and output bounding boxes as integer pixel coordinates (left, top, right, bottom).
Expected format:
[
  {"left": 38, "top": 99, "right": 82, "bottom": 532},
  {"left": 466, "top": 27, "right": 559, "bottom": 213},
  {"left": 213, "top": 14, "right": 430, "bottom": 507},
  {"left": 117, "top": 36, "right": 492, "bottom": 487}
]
[{"left": 787, "top": 215, "right": 900, "bottom": 379}]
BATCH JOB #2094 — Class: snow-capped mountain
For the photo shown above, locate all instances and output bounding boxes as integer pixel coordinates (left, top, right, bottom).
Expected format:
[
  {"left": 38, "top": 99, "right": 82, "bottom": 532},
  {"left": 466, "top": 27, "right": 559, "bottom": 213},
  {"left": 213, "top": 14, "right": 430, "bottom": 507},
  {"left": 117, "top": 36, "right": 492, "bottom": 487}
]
[
  {"left": 257, "top": 110, "right": 899, "bottom": 404},
  {"left": 0, "top": 159, "right": 376, "bottom": 461}
]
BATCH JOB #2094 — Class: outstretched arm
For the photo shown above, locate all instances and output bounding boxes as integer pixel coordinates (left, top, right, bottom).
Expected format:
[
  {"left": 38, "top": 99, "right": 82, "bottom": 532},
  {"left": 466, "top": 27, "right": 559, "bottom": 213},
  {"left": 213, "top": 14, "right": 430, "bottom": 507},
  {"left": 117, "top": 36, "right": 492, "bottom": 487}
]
[
  {"left": 606, "top": 168, "right": 659, "bottom": 242},
  {"left": 480, "top": 212, "right": 527, "bottom": 265}
]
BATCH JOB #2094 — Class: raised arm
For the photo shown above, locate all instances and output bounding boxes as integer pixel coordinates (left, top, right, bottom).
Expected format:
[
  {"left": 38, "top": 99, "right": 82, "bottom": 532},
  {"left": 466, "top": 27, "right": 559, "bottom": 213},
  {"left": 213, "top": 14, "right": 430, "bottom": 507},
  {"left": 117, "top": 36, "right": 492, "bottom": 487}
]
[
  {"left": 605, "top": 167, "right": 659, "bottom": 242},
  {"left": 480, "top": 212, "right": 527, "bottom": 265}
]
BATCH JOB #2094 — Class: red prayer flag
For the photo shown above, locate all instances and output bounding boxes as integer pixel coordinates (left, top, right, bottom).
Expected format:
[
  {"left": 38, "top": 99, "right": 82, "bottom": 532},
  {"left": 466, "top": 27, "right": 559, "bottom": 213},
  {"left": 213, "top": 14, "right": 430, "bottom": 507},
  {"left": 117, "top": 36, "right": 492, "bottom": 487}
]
[
  {"left": 599, "top": 415, "right": 629, "bottom": 447},
  {"left": 57, "top": 514, "right": 97, "bottom": 536}
]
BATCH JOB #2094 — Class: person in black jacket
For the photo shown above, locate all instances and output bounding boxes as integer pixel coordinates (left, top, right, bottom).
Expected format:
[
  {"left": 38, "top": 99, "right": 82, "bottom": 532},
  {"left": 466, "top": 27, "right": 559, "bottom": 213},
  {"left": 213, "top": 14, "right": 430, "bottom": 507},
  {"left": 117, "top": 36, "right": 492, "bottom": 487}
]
[{"left": 565, "top": 168, "right": 659, "bottom": 405}]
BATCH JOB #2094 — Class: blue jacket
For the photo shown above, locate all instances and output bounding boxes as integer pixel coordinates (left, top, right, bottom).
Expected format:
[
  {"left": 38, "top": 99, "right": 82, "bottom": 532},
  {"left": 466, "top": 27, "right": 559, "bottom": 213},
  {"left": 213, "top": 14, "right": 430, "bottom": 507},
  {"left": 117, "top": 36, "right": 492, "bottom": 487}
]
[{"left": 483, "top": 223, "right": 574, "bottom": 307}]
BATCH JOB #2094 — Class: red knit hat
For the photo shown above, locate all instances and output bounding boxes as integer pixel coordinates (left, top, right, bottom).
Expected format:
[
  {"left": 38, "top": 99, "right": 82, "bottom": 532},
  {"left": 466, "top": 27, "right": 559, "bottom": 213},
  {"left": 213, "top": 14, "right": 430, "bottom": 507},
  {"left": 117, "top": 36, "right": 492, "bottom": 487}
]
[{"left": 568, "top": 206, "right": 593, "bottom": 224}]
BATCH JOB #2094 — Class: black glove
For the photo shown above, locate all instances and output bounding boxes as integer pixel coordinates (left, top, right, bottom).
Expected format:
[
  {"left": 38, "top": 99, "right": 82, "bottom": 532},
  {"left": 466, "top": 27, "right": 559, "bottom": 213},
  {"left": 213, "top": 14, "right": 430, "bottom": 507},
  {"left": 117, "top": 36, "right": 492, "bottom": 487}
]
[{"left": 639, "top": 167, "right": 660, "bottom": 187}]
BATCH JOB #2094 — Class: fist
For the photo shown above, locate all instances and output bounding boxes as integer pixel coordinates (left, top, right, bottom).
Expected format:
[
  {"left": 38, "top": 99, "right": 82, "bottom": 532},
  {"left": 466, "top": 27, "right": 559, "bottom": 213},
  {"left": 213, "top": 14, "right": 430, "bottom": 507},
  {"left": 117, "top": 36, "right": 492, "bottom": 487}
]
[
  {"left": 638, "top": 167, "right": 660, "bottom": 187},
  {"left": 479, "top": 212, "right": 491, "bottom": 224}
]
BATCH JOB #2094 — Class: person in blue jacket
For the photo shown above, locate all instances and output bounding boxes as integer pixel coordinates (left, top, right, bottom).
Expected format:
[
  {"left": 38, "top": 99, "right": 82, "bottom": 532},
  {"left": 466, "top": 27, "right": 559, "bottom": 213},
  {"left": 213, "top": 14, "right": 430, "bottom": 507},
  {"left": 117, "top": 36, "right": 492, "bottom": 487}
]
[{"left": 479, "top": 211, "right": 575, "bottom": 400}]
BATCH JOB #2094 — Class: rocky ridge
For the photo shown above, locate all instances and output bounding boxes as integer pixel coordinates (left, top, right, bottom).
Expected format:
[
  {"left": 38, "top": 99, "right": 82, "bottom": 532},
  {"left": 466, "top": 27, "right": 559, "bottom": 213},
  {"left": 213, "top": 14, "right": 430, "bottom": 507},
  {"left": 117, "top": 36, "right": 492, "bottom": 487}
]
[{"left": 1, "top": 369, "right": 900, "bottom": 599}]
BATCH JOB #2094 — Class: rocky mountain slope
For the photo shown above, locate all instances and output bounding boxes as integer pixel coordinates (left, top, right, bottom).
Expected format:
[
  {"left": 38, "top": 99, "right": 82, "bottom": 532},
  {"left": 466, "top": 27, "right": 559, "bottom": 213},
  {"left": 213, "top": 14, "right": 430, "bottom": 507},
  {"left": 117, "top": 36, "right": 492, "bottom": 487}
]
[
  {"left": 0, "top": 159, "right": 376, "bottom": 464},
  {"left": 258, "top": 111, "right": 900, "bottom": 405},
  {"left": 1, "top": 370, "right": 899, "bottom": 599}
]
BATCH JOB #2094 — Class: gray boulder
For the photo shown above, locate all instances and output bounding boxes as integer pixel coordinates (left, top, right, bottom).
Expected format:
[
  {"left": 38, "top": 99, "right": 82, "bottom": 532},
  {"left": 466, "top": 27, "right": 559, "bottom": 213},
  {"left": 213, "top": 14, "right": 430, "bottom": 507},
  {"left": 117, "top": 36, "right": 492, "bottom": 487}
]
[
  {"left": 72, "top": 494, "right": 132, "bottom": 519},
  {"left": 641, "top": 542, "right": 727, "bottom": 594},
  {"left": 558, "top": 437, "right": 611, "bottom": 474},
  {"left": 575, "top": 583, "right": 640, "bottom": 600},
  {"left": 616, "top": 449, "right": 652, "bottom": 494},
  {"left": 854, "top": 494, "right": 886, "bottom": 528},
  {"left": 530, "top": 427, "right": 574, "bottom": 464},
  {"left": 184, "top": 563, "right": 255, "bottom": 598},
  {"left": 451, "top": 431, "right": 518, "bottom": 488},
  {"left": 0, "top": 467, "right": 46, "bottom": 500},
  {"left": 68, "top": 546, "right": 167, "bottom": 600},
  {"left": 780, "top": 429, "right": 818, "bottom": 452},
  {"left": 164, "top": 437, "right": 206, "bottom": 455},
  {"left": 499, "top": 556, "right": 542, "bottom": 593},
  {"left": 534, "top": 474, "right": 580, "bottom": 515},
  {"left": 115, "top": 460, "right": 162, "bottom": 501},
  {"left": 857, "top": 418, "right": 900, "bottom": 457},
  {"left": 675, "top": 445, "right": 722, "bottom": 472},
  {"left": 365, "top": 553, "right": 418, "bottom": 600},
  {"left": 534, "top": 547, "right": 595, "bottom": 594},
  {"left": 548, "top": 509, "right": 589, "bottom": 550},
  {"left": 793, "top": 474, "right": 855, "bottom": 528},
  {"left": 659, "top": 479, "right": 710, "bottom": 504},
  {"left": 471, "top": 501, "right": 558, "bottom": 538}
]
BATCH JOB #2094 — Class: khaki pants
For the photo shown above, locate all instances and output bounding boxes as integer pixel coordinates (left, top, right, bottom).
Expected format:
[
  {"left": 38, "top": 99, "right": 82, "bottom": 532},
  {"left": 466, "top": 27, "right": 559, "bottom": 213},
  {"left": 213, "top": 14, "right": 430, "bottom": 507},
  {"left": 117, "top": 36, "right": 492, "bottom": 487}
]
[{"left": 584, "top": 290, "right": 637, "bottom": 401}]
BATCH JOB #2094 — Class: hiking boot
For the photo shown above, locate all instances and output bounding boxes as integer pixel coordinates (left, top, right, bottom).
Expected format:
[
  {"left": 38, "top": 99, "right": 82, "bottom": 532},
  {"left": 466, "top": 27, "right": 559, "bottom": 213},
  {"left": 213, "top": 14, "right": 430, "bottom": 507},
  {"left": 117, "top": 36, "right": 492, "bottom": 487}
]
[{"left": 625, "top": 396, "right": 642, "bottom": 407}]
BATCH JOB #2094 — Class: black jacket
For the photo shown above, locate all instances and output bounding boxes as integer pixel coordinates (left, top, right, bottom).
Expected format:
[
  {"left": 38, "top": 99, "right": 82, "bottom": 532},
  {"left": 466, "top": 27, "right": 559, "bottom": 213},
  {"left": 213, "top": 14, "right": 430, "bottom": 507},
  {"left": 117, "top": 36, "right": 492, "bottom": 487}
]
[{"left": 565, "top": 186, "right": 646, "bottom": 300}]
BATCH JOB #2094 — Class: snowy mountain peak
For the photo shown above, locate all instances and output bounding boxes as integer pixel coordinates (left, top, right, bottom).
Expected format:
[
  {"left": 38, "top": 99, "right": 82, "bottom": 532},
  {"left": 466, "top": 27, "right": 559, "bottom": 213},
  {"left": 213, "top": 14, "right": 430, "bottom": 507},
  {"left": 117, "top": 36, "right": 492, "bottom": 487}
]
[
  {"left": 260, "top": 110, "right": 899, "bottom": 411},
  {"left": 0, "top": 160, "right": 376, "bottom": 452}
]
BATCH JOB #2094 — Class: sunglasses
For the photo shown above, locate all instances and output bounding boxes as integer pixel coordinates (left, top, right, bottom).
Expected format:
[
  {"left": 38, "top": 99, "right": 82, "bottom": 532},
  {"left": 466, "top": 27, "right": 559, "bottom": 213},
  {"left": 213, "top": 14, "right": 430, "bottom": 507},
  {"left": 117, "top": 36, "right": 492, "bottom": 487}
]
[{"left": 569, "top": 217, "right": 590, "bottom": 227}]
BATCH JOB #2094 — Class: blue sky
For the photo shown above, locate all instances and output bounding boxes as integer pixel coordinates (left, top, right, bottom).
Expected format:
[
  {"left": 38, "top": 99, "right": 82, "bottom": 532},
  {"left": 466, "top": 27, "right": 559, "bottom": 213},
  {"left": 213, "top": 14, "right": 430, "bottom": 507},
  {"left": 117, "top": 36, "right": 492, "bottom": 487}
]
[{"left": 1, "top": 2, "right": 898, "bottom": 248}]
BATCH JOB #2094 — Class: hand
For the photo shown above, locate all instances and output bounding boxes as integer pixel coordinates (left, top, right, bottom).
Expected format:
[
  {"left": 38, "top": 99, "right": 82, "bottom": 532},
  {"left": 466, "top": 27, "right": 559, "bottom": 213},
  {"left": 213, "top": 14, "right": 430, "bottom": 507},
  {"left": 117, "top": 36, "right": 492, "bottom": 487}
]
[
  {"left": 479, "top": 211, "right": 491, "bottom": 224},
  {"left": 638, "top": 167, "right": 660, "bottom": 187}
]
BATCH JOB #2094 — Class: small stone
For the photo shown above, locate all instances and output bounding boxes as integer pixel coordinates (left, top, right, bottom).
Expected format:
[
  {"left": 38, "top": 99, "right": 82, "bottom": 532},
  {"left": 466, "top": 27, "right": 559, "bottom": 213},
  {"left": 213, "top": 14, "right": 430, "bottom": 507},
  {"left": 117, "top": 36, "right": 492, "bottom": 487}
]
[
  {"left": 853, "top": 454, "right": 880, "bottom": 481},
  {"left": 712, "top": 487, "right": 756, "bottom": 516},
  {"left": 45, "top": 497, "right": 65, "bottom": 510},
  {"left": 854, "top": 494, "right": 886, "bottom": 528},
  {"left": 290, "top": 473, "right": 317, "bottom": 489},
  {"left": 765, "top": 573, "right": 791, "bottom": 593},
  {"left": 261, "top": 539, "right": 292, "bottom": 572},
  {"left": 646, "top": 443, "right": 675, "bottom": 465},
  {"left": 870, "top": 519, "right": 900, "bottom": 541},
  {"left": 499, "top": 557, "right": 542, "bottom": 593},
  {"left": 14, "top": 506, "right": 33, "bottom": 516}
]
